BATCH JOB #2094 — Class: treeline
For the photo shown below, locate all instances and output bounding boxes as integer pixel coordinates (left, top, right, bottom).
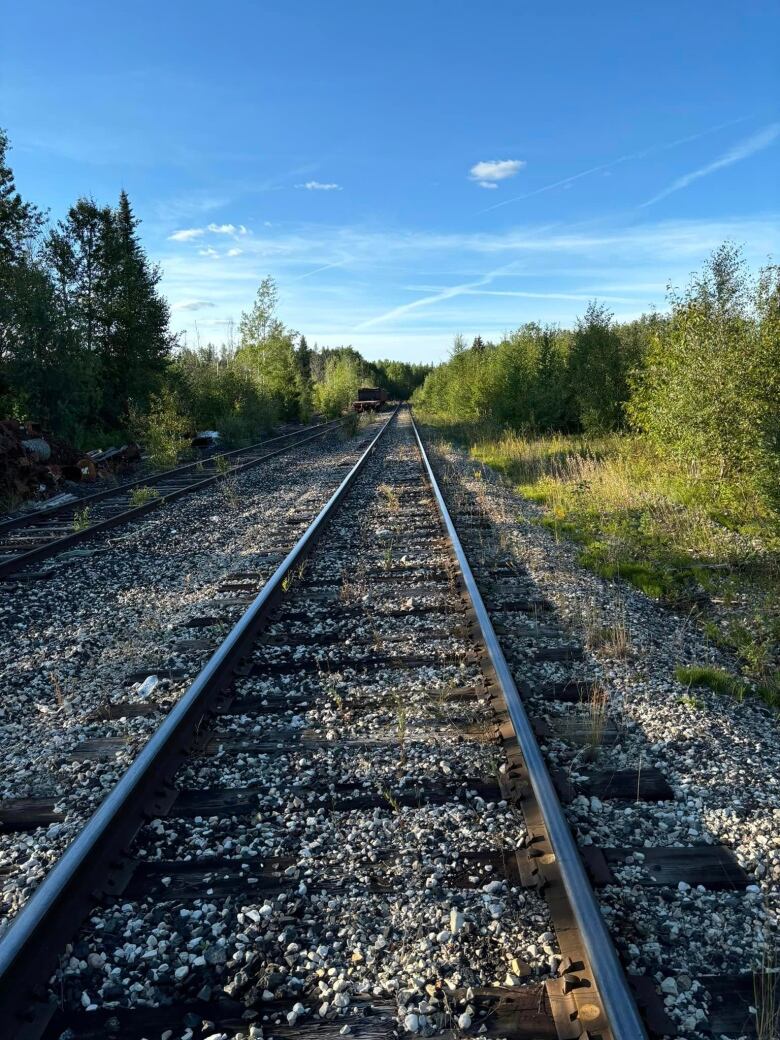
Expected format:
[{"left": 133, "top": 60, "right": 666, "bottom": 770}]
[
  {"left": 1, "top": 129, "right": 173, "bottom": 443},
  {"left": 413, "top": 246, "right": 780, "bottom": 509},
  {"left": 0, "top": 128, "right": 429, "bottom": 455}
]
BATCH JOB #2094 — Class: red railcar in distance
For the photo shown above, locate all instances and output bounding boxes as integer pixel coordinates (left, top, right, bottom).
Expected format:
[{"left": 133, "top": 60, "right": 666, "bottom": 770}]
[{"left": 352, "top": 387, "right": 389, "bottom": 412}]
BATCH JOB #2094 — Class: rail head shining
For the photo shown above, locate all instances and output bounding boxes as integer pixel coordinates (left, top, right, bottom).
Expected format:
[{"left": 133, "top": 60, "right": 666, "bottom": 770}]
[
  {"left": 410, "top": 414, "right": 648, "bottom": 1040},
  {"left": 0, "top": 407, "right": 398, "bottom": 1039}
]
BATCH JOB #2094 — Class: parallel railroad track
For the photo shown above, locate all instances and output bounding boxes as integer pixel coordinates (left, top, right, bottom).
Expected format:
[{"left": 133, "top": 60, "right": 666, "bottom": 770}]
[
  {"left": 0, "top": 417, "right": 350, "bottom": 581},
  {"left": 0, "top": 408, "right": 764, "bottom": 1039}
]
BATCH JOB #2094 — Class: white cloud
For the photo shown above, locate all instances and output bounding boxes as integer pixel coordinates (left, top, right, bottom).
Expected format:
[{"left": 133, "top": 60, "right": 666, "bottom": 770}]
[
  {"left": 170, "top": 223, "right": 248, "bottom": 242},
  {"left": 169, "top": 227, "right": 205, "bottom": 241},
  {"left": 207, "top": 223, "right": 247, "bottom": 235},
  {"left": 197, "top": 247, "right": 219, "bottom": 257},
  {"left": 469, "top": 159, "right": 525, "bottom": 188},
  {"left": 226, "top": 247, "right": 243, "bottom": 257},
  {"left": 298, "top": 180, "right": 342, "bottom": 191},
  {"left": 642, "top": 122, "right": 780, "bottom": 207}
]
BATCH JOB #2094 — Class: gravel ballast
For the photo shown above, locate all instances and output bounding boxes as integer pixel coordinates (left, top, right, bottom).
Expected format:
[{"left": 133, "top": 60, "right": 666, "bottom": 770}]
[
  {"left": 0, "top": 421, "right": 384, "bottom": 928},
  {"left": 45, "top": 412, "right": 558, "bottom": 1039},
  {"left": 424, "top": 429, "right": 779, "bottom": 1039}
]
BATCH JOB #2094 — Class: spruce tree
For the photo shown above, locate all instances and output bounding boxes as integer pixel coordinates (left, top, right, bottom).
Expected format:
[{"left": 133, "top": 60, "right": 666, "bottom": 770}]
[
  {"left": 0, "top": 128, "right": 44, "bottom": 404},
  {"left": 101, "top": 190, "right": 173, "bottom": 421}
]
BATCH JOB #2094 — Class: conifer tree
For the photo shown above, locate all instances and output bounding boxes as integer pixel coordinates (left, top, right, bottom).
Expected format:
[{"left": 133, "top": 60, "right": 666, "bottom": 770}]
[
  {"left": 0, "top": 128, "right": 45, "bottom": 403},
  {"left": 101, "top": 190, "right": 173, "bottom": 420}
]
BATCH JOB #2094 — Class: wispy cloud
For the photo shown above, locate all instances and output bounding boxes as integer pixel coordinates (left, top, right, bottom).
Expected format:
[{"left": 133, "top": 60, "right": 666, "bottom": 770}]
[
  {"left": 170, "top": 223, "right": 247, "bottom": 242},
  {"left": 173, "top": 300, "right": 216, "bottom": 311},
  {"left": 355, "top": 262, "right": 521, "bottom": 329},
  {"left": 480, "top": 116, "right": 752, "bottom": 214},
  {"left": 297, "top": 180, "right": 342, "bottom": 191},
  {"left": 161, "top": 214, "right": 780, "bottom": 350},
  {"left": 291, "top": 259, "right": 350, "bottom": 281},
  {"left": 641, "top": 122, "right": 780, "bottom": 207},
  {"left": 469, "top": 159, "right": 525, "bottom": 189},
  {"left": 226, "top": 247, "right": 243, "bottom": 257},
  {"left": 169, "top": 227, "right": 205, "bottom": 241}
]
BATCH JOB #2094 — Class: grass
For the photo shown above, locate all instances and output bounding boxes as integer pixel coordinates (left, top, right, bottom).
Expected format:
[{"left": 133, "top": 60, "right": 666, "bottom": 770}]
[
  {"left": 339, "top": 412, "right": 360, "bottom": 439},
  {"left": 220, "top": 475, "right": 241, "bottom": 510},
  {"left": 675, "top": 664, "right": 748, "bottom": 702},
  {"left": 418, "top": 415, "right": 780, "bottom": 710},
  {"left": 754, "top": 947, "right": 780, "bottom": 1040},
  {"left": 129, "top": 485, "right": 160, "bottom": 507},
  {"left": 677, "top": 693, "right": 705, "bottom": 711},
  {"left": 582, "top": 599, "right": 632, "bottom": 659},
  {"left": 585, "top": 683, "right": 610, "bottom": 759},
  {"left": 71, "top": 506, "right": 91, "bottom": 531},
  {"left": 377, "top": 483, "right": 399, "bottom": 511}
]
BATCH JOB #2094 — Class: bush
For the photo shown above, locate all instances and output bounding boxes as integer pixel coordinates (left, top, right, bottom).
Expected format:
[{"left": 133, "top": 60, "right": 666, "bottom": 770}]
[
  {"left": 130, "top": 387, "right": 191, "bottom": 468},
  {"left": 629, "top": 246, "right": 780, "bottom": 510},
  {"left": 314, "top": 355, "right": 362, "bottom": 417}
]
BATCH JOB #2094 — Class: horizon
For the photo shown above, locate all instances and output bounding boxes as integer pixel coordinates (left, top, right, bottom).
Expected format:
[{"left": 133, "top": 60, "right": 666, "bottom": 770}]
[{"left": 2, "top": 1, "right": 779, "bottom": 364}]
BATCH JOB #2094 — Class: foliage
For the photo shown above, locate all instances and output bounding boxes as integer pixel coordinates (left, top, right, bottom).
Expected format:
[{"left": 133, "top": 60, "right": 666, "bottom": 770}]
[
  {"left": 173, "top": 344, "right": 275, "bottom": 446},
  {"left": 674, "top": 664, "right": 747, "bottom": 701},
  {"left": 236, "top": 278, "right": 304, "bottom": 421},
  {"left": 568, "top": 303, "right": 648, "bottom": 432},
  {"left": 371, "top": 359, "right": 432, "bottom": 400},
  {"left": 129, "top": 486, "right": 160, "bottom": 507},
  {"left": 629, "top": 245, "right": 780, "bottom": 506},
  {"left": 414, "top": 324, "right": 579, "bottom": 429},
  {"left": 0, "top": 128, "right": 174, "bottom": 440},
  {"left": 314, "top": 354, "right": 362, "bottom": 417},
  {"left": 424, "top": 416, "right": 779, "bottom": 709},
  {"left": 71, "top": 506, "right": 91, "bottom": 532},
  {"left": 129, "top": 387, "right": 191, "bottom": 468}
]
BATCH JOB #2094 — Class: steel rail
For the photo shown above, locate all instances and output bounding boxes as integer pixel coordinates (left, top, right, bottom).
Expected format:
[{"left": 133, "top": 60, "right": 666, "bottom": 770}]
[
  {"left": 411, "top": 413, "right": 648, "bottom": 1040},
  {"left": 0, "top": 406, "right": 399, "bottom": 1038},
  {"left": 0, "top": 417, "right": 352, "bottom": 580},
  {"left": 0, "top": 417, "right": 347, "bottom": 535}
]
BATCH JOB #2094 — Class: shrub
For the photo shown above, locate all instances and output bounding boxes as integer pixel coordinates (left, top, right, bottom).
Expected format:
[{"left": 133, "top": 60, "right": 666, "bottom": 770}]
[
  {"left": 629, "top": 246, "right": 780, "bottom": 511},
  {"left": 129, "top": 387, "right": 191, "bottom": 468},
  {"left": 314, "top": 355, "right": 362, "bottom": 417}
]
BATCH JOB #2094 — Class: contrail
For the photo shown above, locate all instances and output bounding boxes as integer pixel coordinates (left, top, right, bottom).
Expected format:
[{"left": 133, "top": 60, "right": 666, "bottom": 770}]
[
  {"left": 478, "top": 116, "right": 751, "bottom": 215},
  {"left": 641, "top": 122, "right": 780, "bottom": 207},
  {"left": 292, "top": 259, "right": 349, "bottom": 281}
]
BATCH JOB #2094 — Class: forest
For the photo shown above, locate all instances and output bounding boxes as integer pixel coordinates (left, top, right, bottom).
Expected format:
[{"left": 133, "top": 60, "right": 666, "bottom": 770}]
[{"left": 0, "top": 128, "right": 429, "bottom": 456}]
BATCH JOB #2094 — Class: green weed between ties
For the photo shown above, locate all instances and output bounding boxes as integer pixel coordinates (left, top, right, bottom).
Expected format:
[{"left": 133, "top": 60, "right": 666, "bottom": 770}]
[
  {"left": 71, "top": 506, "right": 91, "bottom": 532},
  {"left": 129, "top": 486, "right": 160, "bottom": 507}
]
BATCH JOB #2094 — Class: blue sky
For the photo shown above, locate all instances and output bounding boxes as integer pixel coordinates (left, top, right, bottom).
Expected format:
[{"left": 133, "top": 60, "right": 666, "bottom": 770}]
[{"left": 2, "top": 1, "right": 779, "bottom": 363}]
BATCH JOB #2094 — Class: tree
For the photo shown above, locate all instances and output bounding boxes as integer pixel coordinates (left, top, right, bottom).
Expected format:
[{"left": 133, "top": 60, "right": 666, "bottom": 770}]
[
  {"left": 237, "top": 276, "right": 302, "bottom": 420},
  {"left": 0, "top": 128, "right": 45, "bottom": 406},
  {"left": 313, "top": 354, "right": 361, "bottom": 417},
  {"left": 629, "top": 245, "right": 780, "bottom": 501},
  {"left": 568, "top": 302, "right": 632, "bottom": 432},
  {"left": 100, "top": 191, "right": 174, "bottom": 421},
  {"left": 239, "top": 276, "right": 283, "bottom": 344}
]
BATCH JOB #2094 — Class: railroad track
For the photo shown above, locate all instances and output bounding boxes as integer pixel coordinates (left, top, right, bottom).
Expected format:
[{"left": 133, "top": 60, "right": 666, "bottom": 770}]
[
  {"left": 0, "top": 408, "right": 764, "bottom": 1039},
  {"left": 0, "top": 417, "right": 350, "bottom": 581}
]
